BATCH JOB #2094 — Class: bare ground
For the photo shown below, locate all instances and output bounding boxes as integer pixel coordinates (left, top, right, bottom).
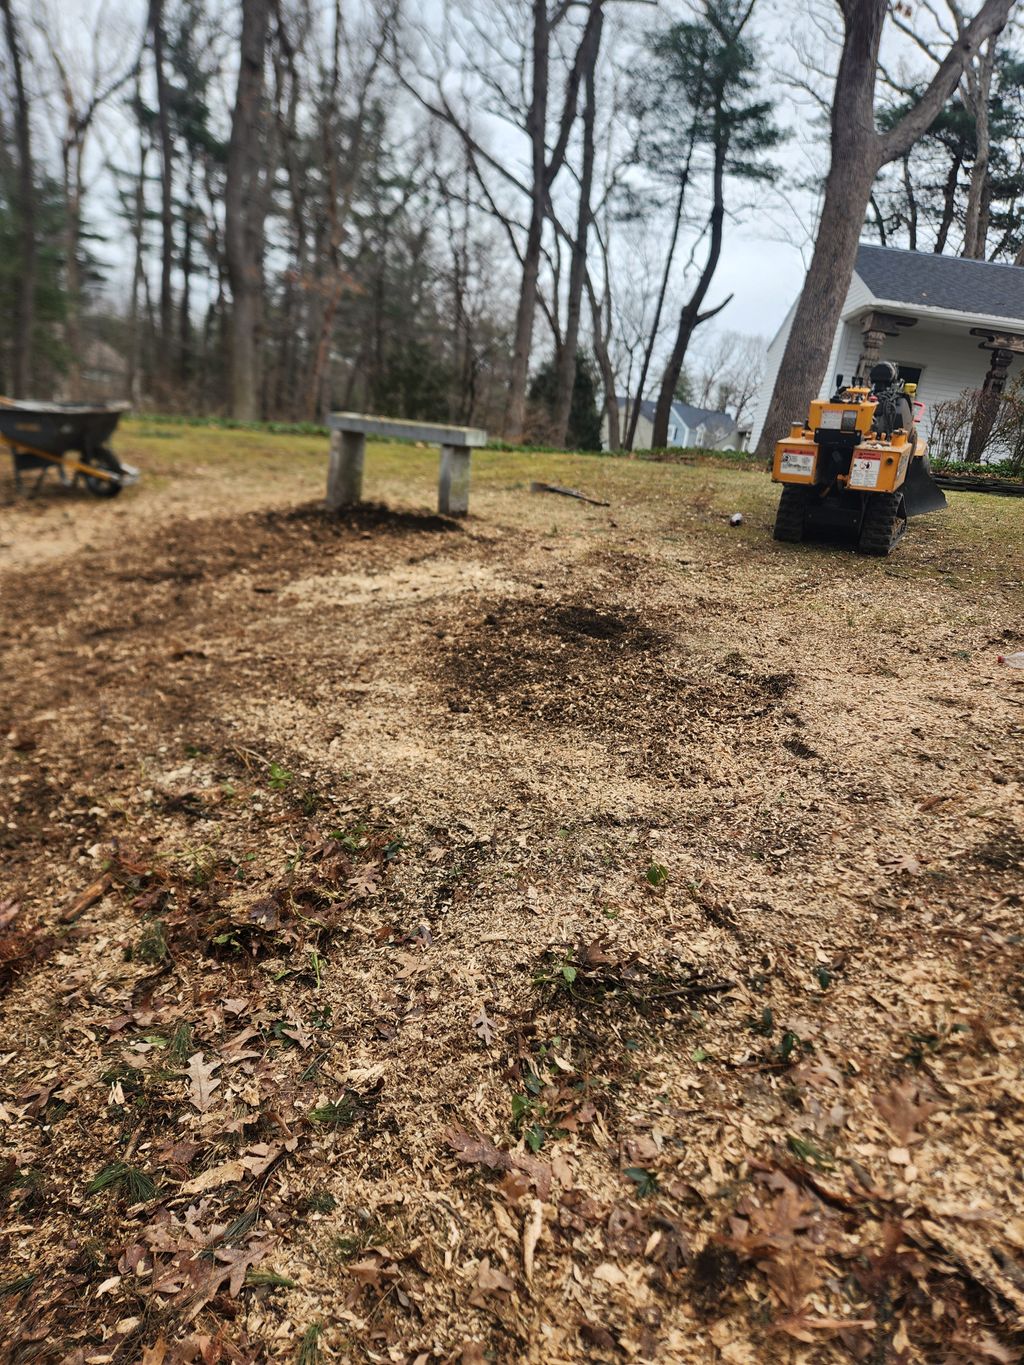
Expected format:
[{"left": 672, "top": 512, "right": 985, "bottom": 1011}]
[{"left": 1, "top": 438, "right": 1023, "bottom": 1365}]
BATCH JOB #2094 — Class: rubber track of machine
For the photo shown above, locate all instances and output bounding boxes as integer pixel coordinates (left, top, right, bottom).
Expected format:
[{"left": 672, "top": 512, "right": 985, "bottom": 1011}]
[
  {"left": 773, "top": 484, "right": 809, "bottom": 542},
  {"left": 858, "top": 491, "right": 904, "bottom": 556}
]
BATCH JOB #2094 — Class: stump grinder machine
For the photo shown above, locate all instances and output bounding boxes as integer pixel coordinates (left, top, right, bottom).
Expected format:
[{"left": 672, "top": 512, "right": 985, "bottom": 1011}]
[{"left": 770, "top": 361, "right": 947, "bottom": 555}]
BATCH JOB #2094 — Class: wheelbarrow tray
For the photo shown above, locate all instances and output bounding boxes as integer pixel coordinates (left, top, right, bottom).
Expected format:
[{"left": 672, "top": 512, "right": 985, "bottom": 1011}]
[{"left": 0, "top": 400, "right": 129, "bottom": 456}]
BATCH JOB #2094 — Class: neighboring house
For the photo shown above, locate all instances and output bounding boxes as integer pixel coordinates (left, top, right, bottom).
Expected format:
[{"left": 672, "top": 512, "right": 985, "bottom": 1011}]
[
  {"left": 750, "top": 243, "right": 1024, "bottom": 449},
  {"left": 60, "top": 338, "right": 130, "bottom": 404},
  {"left": 605, "top": 397, "right": 741, "bottom": 450}
]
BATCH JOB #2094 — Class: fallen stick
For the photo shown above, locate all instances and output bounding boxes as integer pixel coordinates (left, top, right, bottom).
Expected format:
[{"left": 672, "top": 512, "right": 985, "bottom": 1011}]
[
  {"left": 61, "top": 872, "right": 112, "bottom": 924},
  {"left": 529, "top": 481, "right": 610, "bottom": 507}
]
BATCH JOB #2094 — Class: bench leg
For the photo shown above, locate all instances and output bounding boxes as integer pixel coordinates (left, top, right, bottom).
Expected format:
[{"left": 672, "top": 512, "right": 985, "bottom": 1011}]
[
  {"left": 438, "top": 443, "right": 470, "bottom": 516},
  {"left": 326, "top": 430, "right": 365, "bottom": 510}
]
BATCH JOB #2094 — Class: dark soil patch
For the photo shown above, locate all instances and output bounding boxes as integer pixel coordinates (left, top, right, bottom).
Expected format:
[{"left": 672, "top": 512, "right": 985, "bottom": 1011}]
[
  {"left": 438, "top": 598, "right": 813, "bottom": 786},
  {"left": 273, "top": 500, "right": 463, "bottom": 536},
  {"left": 548, "top": 604, "right": 659, "bottom": 647},
  {"left": 444, "top": 597, "right": 678, "bottom": 742}
]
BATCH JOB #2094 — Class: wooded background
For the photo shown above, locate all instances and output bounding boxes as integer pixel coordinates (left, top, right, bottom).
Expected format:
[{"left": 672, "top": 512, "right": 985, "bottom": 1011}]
[{"left": 0, "top": 0, "right": 1021, "bottom": 448}]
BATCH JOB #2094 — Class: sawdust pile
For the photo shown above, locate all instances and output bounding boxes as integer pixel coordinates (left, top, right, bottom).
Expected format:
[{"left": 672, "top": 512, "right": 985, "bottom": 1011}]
[{"left": 1, "top": 480, "right": 1023, "bottom": 1365}]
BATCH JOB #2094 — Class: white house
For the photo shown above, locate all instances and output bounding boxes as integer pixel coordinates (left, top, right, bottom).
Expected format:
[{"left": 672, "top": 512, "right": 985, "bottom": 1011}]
[
  {"left": 750, "top": 244, "right": 1024, "bottom": 448},
  {"left": 605, "top": 397, "right": 741, "bottom": 450}
]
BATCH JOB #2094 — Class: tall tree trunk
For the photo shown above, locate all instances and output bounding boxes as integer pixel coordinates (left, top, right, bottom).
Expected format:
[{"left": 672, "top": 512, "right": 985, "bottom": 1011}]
[
  {"left": 934, "top": 152, "right": 962, "bottom": 252},
  {"left": 225, "top": 0, "right": 271, "bottom": 420},
  {"left": 901, "top": 155, "right": 918, "bottom": 250},
  {"left": 128, "top": 84, "right": 149, "bottom": 405},
  {"left": 503, "top": 0, "right": 549, "bottom": 442},
  {"left": 149, "top": 0, "right": 175, "bottom": 377},
  {"left": 962, "top": 38, "right": 994, "bottom": 259},
  {"left": 178, "top": 157, "right": 195, "bottom": 391},
  {"left": 1, "top": 0, "right": 35, "bottom": 397},
  {"left": 586, "top": 267, "right": 619, "bottom": 449},
  {"left": 754, "top": 0, "right": 1012, "bottom": 461},
  {"left": 62, "top": 142, "right": 84, "bottom": 401},
  {"left": 624, "top": 164, "right": 691, "bottom": 451},
  {"left": 652, "top": 147, "right": 730, "bottom": 448},
  {"left": 551, "top": 6, "right": 603, "bottom": 447}
]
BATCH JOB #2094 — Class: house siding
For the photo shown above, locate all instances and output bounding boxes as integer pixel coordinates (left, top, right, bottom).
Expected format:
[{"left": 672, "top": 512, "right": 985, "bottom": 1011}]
[
  {"left": 832, "top": 322, "right": 1003, "bottom": 443},
  {"left": 749, "top": 298, "right": 798, "bottom": 446},
  {"left": 750, "top": 259, "right": 1024, "bottom": 448}
]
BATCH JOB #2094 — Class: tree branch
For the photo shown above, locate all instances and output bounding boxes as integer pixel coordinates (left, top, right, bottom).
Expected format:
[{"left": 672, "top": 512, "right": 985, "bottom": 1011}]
[{"left": 879, "top": 0, "right": 1012, "bottom": 164}]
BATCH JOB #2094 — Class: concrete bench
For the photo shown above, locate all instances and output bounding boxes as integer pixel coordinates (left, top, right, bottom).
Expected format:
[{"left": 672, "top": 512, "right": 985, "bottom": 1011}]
[{"left": 326, "top": 412, "right": 488, "bottom": 517}]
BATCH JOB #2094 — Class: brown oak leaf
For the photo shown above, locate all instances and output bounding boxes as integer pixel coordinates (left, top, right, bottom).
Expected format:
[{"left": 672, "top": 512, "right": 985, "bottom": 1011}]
[
  {"left": 185, "top": 1053, "right": 221, "bottom": 1113},
  {"left": 873, "top": 1081, "right": 941, "bottom": 1145}
]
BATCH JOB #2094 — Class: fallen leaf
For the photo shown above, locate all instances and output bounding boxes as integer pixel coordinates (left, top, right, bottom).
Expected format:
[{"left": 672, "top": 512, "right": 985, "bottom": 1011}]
[
  {"left": 443, "top": 1125, "right": 551, "bottom": 1198},
  {"left": 178, "top": 1161, "right": 247, "bottom": 1195},
  {"left": 874, "top": 1081, "right": 941, "bottom": 1145},
  {"left": 762, "top": 1250, "right": 822, "bottom": 1311},
  {"left": 185, "top": 1053, "right": 221, "bottom": 1113},
  {"left": 475, "top": 1256, "right": 515, "bottom": 1294},
  {"left": 445, "top": 1127, "right": 511, "bottom": 1173},
  {"left": 348, "top": 863, "right": 381, "bottom": 897},
  {"left": 593, "top": 1262, "right": 627, "bottom": 1286},
  {"left": 522, "top": 1198, "right": 543, "bottom": 1285},
  {"left": 279, "top": 1022, "right": 312, "bottom": 1050},
  {"left": 472, "top": 1005, "right": 495, "bottom": 1046}
]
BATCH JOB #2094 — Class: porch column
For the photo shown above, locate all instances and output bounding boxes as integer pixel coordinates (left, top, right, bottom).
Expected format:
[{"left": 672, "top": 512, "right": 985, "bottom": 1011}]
[
  {"left": 966, "top": 335, "right": 1021, "bottom": 462},
  {"left": 855, "top": 311, "right": 917, "bottom": 380},
  {"left": 859, "top": 327, "right": 887, "bottom": 374}
]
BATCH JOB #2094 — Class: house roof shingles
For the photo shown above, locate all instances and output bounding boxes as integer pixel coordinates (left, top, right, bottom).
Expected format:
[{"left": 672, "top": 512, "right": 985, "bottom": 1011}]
[
  {"left": 855, "top": 243, "right": 1024, "bottom": 323},
  {"left": 614, "top": 396, "right": 736, "bottom": 433}
]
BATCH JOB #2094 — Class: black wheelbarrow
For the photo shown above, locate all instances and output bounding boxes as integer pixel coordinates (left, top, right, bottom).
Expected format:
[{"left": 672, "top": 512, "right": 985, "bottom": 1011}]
[{"left": 0, "top": 398, "right": 138, "bottom": 497}]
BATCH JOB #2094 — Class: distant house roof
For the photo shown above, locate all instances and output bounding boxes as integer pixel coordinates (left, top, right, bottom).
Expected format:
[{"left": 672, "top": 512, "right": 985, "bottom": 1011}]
[
  {"left": 855, "top": 244, "right": 1024, "bottom": 322},
  {"left": 614, "top": 396, "right": 737, "bottom": 436}
]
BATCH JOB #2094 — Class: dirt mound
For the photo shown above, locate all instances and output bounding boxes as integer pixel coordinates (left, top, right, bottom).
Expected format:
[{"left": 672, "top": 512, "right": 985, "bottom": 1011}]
[{"left": 268, "top": 500, "right": 463, "bottom": 536}]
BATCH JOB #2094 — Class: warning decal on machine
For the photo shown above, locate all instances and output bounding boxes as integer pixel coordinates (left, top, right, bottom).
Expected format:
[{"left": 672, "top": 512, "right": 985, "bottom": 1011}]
[
  {"left": 780, "top": 449, "right": 815, "bottom": 477},
  {"left": 849, "top": 456, "right": 881, "bottom": 489}
]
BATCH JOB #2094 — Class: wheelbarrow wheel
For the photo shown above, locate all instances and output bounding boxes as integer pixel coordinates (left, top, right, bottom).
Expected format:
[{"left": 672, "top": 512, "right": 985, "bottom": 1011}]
[{"left": 82, "top": 446, "right": 123, "bottom": 498}]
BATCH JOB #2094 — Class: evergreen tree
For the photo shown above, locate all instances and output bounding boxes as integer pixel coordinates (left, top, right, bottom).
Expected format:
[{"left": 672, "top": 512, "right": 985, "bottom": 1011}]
[{"left": 529, "top": 351, "right": 602, "bottom": 450}]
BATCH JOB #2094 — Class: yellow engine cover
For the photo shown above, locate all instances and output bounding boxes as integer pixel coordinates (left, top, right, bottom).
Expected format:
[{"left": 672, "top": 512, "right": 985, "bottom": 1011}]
[{"left": 808, "top": 397, "right": 876, "bottom": 436}]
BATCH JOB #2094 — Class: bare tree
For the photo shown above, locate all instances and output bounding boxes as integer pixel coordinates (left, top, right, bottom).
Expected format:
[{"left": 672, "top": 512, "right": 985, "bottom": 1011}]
[
  {"left": 754, "top": 0, "right": 1013, "bottom": 460},
  {"left": 36, "top": 0, "right": 137, "bottom": 399},
  {"left": 146, "top": 0, "right": 175, "bottom": 377},
  {"left": 550, "top": 1, "right": 603, "bottom": 447},
  {"left": 1, "top": 0, "right": 35, "bottom": 396},
  {"left": 400, "top": 0, "right": 607, "bottom": 440},
  {"left": 224, "top": 0, "right": 271, "bottom": 420},
  {"left": 643, "top": 0, "right": 780, "bottom": 449}
]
